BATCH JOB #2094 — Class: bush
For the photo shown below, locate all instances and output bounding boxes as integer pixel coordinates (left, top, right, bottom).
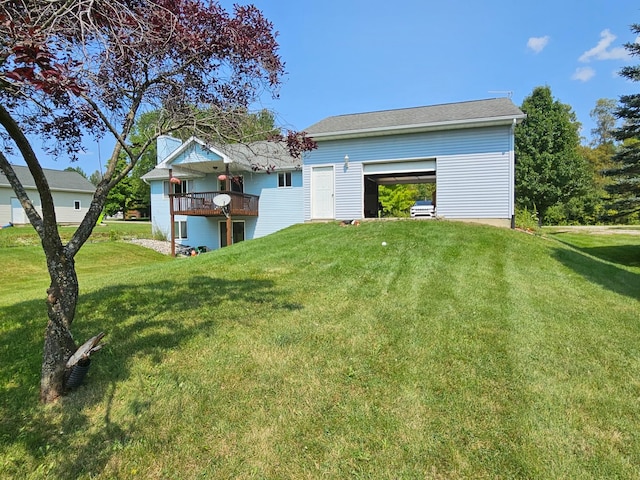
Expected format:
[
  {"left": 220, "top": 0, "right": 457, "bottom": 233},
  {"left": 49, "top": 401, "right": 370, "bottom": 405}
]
[
  {"left": 542, "top": 204, "right": 568, "bottom": 226},
  {"left": 153, "top": 227, "right": 168, "bottom": 241},
  {"left": 515, "top": 207, "right": 540, "bottom": 231}
]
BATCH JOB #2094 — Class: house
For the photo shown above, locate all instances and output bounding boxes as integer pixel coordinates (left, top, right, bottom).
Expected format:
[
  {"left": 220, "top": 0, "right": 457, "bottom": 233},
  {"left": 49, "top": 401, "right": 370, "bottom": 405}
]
[
  {"left": 303, "top": 98, "right": 526, "bottom": 227},
  {"left": 142, "top": 137, "right": 303, "bottom": 252},
  {"left": 0, "top": 165, "right": 96, "bottom": 225},
  {"left": 144, "top": 98, "right": 525, "bottom": 254}
]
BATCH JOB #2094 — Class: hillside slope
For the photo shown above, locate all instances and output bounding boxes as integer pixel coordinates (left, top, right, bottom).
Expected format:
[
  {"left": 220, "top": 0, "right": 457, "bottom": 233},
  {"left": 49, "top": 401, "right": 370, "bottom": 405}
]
[{"left": 2, "top": 220, "right": 639, "bottom": 479}]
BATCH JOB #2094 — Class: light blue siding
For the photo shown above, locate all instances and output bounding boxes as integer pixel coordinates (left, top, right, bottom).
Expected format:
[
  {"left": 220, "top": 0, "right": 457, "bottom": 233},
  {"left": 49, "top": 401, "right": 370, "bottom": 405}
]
[
  {"left": 437, "top": 152, "right": 511, "bottom": 218},
  {"left": 250, "top": 170, "right": 303, "bottom": 237},
  {"left": 149, "top": 180, "right": 172, "bottom": 238},
  {"left": 193, "top": 175, "right": 217, "bottom": 192},
  {"left": 185, "top": 216, "right": 215, "bottom": 248},
  {"left": 335, "top": 163, "right": 363, "bottom": 220},
  {"left": 149, "top": 169, "right": 303, "bottom": 251},
  {"left": 304, "top": 127, "right": 511, "bottom": 165},
  {"left": 303, "top": 125, "right": 515, "bottom": 222},
  {"left": 302, "top": 167, "right": 311, "bottom": 221},
  {"left": 172, "top": 144, "right": 223, "bottom": 166},
  {"left": 253, "top": 187, "right": 303, "bottom": 238}
]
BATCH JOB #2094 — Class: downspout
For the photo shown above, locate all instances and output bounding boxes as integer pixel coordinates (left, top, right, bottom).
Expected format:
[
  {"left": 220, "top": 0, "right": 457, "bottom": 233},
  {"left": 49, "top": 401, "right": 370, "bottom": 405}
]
[
  {"left": 169, "top": 168, "right": 175, "bottom": 256},
  {"left": 510, "top": 118, "right": 516, "bottom": 229}
]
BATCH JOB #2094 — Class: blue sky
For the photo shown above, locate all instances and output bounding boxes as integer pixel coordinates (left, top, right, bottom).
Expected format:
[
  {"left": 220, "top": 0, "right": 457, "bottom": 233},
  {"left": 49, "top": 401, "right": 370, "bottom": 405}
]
[{"left": 22, "top": 0, "right": 640, "bottom": 174}]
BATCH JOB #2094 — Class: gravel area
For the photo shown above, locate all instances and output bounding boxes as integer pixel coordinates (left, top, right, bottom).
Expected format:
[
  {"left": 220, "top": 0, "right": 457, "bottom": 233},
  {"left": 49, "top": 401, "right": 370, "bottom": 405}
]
[{"left": 127, "top": 239, "right": 174, "bottom": 255}]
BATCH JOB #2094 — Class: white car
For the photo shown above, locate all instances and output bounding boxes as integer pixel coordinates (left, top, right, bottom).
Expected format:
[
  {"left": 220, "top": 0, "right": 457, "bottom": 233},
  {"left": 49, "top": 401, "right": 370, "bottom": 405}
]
[{"left": 410, "top": 200, "right": 435, "bottom": 218}]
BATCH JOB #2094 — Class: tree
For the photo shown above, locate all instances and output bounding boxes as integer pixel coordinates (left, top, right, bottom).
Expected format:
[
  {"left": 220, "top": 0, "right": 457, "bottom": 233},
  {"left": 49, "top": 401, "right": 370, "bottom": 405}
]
[
  {"left": 590, "top": 98, "right": 619, "bottom": 147},
  {"left": 586, "top": 98, "right": 618, "bottom": 191},
  {"left": 515, "top": 86, "right": 594, "bottom": 224},
  {"left": 563, "top": 98, "right": 621, "bottom": 224},
  {"left": 604, "top": 23, "right": 640, "bottom": 219},
  {"left": 89, "top": 170, "right": 102, "bottom": 187},
  {"left": 64, "top": 166, "right": 87, "bottom": 178},
  {"left": 103, "top": 159, "right": 133, "bottom": 217},
  {"left": 0, "top": 0, "right": 313, "bottom": 402},
  {"left": 378, "top": 185, "right": 418, "bottom": 217}
]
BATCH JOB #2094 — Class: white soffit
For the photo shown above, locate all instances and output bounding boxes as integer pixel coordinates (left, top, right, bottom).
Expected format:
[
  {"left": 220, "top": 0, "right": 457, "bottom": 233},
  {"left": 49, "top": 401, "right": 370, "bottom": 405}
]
[{"left": 363, "top": 159, "right": 436, "bottom": 175}]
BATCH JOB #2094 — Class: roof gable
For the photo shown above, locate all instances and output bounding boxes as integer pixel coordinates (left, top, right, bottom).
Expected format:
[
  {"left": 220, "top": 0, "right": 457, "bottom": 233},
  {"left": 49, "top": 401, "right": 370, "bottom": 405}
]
[
  {"left": 143, "top": 138, "right": 300, "bottom": 182},
  {"left": 305, "top": 98, "right": 526, "bottom": 140},
  {"left": 158, "top": 137, "right": 230, "bottom": 168}
]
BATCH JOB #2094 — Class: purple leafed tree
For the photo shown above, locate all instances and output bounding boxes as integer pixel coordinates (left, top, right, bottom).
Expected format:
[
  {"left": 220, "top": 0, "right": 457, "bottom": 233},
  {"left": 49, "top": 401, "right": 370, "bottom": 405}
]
[{"left": 0, "top": 0, "right": 313, "bottom": 403}]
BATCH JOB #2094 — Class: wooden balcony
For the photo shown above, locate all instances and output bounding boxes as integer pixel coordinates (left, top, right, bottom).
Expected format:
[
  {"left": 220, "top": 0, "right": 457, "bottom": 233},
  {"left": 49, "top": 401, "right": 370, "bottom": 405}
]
[{"left": 170, "top": 191, "right": 259, "bottom": 217}]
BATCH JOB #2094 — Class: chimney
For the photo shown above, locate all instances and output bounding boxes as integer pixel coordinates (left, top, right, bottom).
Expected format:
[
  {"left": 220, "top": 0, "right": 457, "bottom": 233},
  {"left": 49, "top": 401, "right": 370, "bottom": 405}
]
[{"left": 156, "top": 136, "right": 183, "bottom": 164}]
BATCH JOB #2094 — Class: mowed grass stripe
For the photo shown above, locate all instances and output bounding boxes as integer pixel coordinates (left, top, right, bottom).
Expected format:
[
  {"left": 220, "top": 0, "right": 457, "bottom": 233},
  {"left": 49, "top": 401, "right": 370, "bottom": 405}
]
[{"left": 1, "top": 220, "right": 639, "bottom": 478}]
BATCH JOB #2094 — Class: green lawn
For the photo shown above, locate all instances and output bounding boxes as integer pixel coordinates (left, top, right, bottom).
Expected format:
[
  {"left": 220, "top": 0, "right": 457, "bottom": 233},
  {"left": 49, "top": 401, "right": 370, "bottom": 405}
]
[
  {"left": 0, "top": 221, "right": 153, "bottom": 248},
  {"left": 1, "top": 221, "right": 639, "bottom": 479}
]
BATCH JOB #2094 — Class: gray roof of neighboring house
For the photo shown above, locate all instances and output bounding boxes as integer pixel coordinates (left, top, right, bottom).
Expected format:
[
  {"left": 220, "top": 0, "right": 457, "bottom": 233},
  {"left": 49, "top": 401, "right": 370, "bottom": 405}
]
[
  {"left": 0, "top": 165, "right": 95, "bottom": 192},
  {"left": 305, "top": 98, "right": 526, "bottom": 138}
]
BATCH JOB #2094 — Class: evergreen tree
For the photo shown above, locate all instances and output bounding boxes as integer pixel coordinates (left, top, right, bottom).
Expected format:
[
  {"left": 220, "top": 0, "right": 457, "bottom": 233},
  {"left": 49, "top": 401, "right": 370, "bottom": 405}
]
[{"left": 604, "top": 24, "right": 640, "bottom": 219}]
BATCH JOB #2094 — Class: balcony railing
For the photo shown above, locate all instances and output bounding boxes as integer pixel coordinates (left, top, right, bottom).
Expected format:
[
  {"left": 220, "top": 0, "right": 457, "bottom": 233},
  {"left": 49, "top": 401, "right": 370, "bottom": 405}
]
[{"left": 170, "top": 191, "right": 259, "bottom": 217}]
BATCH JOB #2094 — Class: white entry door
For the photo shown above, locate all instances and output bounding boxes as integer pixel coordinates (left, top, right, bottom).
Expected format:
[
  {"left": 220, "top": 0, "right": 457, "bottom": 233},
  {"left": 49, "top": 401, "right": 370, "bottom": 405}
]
[
  {"left": 10, "top": 197, "right": 26, "bottom": 224},
  {"left": 311, "top": 166, "right": 334, "bottom": 219}
]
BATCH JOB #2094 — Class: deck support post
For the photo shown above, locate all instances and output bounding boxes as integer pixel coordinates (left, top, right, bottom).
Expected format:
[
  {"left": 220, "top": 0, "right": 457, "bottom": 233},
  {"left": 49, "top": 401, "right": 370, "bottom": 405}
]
[
  {"left": 169, "top": 168, "right": 175, "bottom": 257},
  {"left": 225, "top": 164, "right": 232, "bottom": 247}
]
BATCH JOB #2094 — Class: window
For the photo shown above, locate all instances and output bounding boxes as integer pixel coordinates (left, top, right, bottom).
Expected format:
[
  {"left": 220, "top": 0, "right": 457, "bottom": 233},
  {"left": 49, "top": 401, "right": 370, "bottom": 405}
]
[
  {"left": 74, "top": 200, "right": 81, "bottom": 210},
  {"left": 164, "top": 180, "right": 193, "bottom": 196},
  {"left": 219, "top": 221, "right": 245, "bottom": 247},
  {"left": 278, "top": 172, "right": 292, "bottom": 188},
  {"left": 174, "top": 220, "right": 188, "bottom": 239},
  {"left": 219, "top": 175, "right": 244, "bottom": 193}
]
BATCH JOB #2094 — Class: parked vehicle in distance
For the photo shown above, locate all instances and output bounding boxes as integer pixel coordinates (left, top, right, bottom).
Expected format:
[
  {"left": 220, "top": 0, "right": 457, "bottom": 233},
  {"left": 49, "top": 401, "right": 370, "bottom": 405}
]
[{"left": 410, "top": 200, "right": 435, "bottom": 218}]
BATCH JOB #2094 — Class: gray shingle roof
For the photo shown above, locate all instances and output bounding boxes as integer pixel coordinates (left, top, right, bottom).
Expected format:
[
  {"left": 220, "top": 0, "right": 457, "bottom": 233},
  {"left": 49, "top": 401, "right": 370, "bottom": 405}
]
[
  {"left": 142, "top": 139, "right": 300, "bottom": 181},
  {"left": 141, "top": 163, "right": 205, "bottom": 181},
  {"left": 218, "top": 141, "right": 301, "bottom": 170},
  {"left": 0, "top": 165, "right": 95, "bottom": 192},
  {"left": 305, "top": 98, "right": 525, "bottom": 138}
]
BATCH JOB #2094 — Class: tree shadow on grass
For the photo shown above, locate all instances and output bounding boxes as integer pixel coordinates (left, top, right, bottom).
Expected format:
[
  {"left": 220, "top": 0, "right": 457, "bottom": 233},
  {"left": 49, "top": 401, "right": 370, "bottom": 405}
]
[
  {"left": 548, "top": 233, "right": 640, "bottom": 268},
  {"left": 551, "top": 245, "right": 640, "bottom": 301},
  {"left": 0, "top": 274, "right": 302, "bottom": 478},
  {"left": 567, "top": 244, "right": 640, "bottom": 268}
]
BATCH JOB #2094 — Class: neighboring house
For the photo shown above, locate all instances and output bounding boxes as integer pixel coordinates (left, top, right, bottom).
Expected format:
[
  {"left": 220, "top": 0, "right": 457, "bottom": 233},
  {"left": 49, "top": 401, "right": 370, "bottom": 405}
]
[
  {"left": 142, "top": 136, "right": 303, "bottom": 251},
  {"left": 303, "top": 98, "right": 526, "bottom": 227},
  {"left": 0, "top": 165, "right": 96, "bottom": 225}
]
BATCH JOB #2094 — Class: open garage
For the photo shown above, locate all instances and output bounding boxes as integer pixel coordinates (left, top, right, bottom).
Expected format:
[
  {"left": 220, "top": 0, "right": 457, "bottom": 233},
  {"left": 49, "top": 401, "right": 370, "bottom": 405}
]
[
  {"left": 303, "top": 98, "right": 526, "bottom": 227},
  {"left": 363, "top": 159, "right": 436, "bottom": 218}
]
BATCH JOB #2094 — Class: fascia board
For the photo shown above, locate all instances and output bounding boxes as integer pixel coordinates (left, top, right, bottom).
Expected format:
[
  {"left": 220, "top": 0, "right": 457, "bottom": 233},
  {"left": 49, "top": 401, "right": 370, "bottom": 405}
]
[
  {"left": 160, "top": 136, "right": 233, "bottom": 166},
  {"left": 0, "top": 184, "right": 94, "bottom": 193},
  {"left": 309, "top": 115, "right": 527, "bottom": 141}
]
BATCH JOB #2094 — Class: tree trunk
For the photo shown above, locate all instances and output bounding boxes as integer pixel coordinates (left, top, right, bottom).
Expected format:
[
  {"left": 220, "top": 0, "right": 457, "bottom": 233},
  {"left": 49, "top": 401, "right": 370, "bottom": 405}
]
[{"left": 40, "top": 251, "right": 79, "bottom": 403}]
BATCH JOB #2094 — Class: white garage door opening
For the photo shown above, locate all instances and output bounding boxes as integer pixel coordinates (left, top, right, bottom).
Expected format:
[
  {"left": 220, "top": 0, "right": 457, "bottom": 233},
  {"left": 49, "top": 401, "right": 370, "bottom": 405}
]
[{"left": 363, "top": 159, "right": 436, "bottom": 218}]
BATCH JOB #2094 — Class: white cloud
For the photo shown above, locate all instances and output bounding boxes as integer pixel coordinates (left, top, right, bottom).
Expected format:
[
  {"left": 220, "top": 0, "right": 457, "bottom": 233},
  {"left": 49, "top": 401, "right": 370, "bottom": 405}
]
[
  {"left": 572, "top": 66, "right": 596, "bottom": 82},
  {"left": 579, "top": 29, "right": 628, "bottom": 62},
  {"left": 527, "top": 36, "right": 550, "bottom": 53}
]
